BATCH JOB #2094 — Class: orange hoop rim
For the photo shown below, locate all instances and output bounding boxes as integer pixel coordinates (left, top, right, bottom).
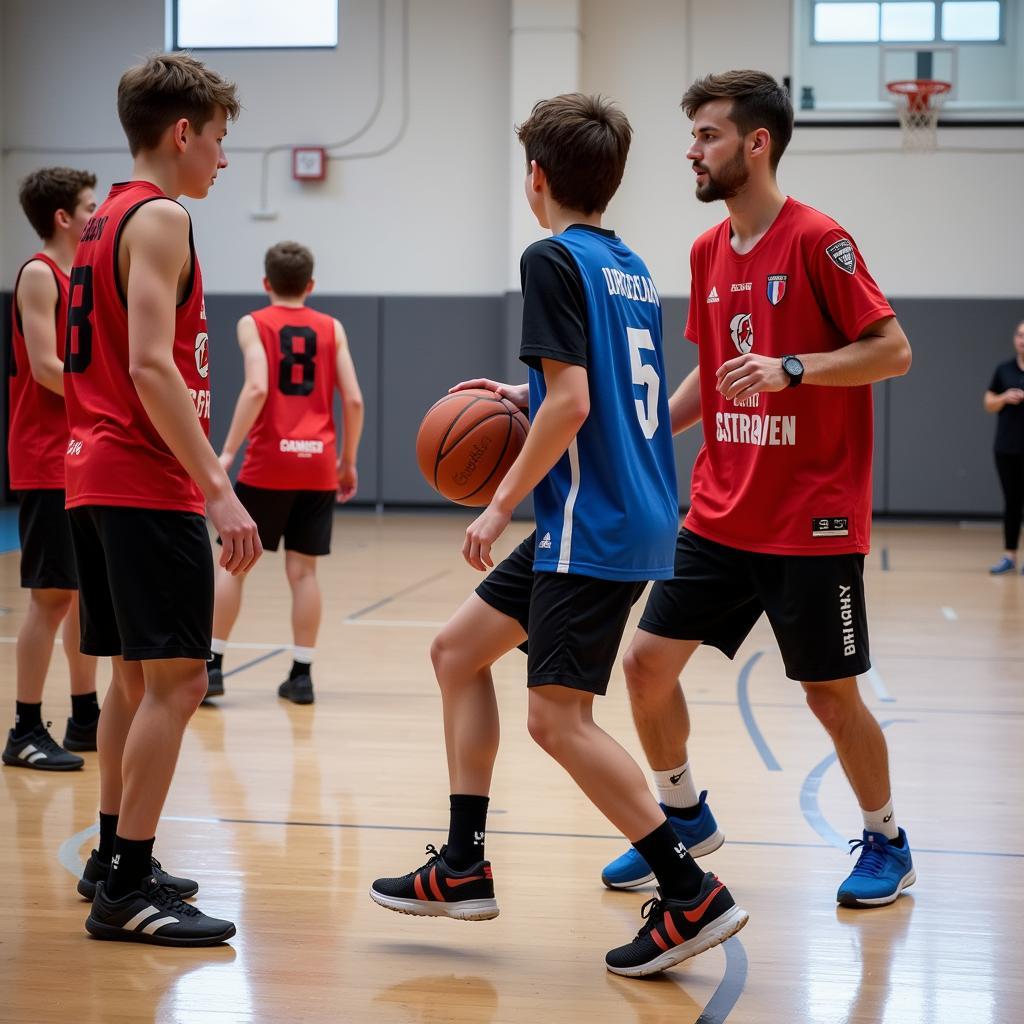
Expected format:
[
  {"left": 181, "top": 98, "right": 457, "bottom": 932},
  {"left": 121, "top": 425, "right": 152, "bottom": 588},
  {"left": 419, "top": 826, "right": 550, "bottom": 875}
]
[{"left": 886, "top": 79, "right": 952, "bottom": 111}]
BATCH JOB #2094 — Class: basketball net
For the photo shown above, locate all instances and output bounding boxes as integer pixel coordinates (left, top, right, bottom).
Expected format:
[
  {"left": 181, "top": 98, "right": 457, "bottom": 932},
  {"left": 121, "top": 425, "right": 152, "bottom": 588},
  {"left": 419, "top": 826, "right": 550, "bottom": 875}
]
[{"left": 886, "top": 80, "right": 952, "bottom": 152}]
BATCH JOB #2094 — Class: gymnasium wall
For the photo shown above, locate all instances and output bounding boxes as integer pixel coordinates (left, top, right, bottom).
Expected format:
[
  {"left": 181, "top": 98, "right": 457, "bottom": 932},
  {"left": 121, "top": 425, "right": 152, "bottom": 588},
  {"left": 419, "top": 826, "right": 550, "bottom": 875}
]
[{"left": 1, "top": 0, "right": 1021, "bottom": 515}]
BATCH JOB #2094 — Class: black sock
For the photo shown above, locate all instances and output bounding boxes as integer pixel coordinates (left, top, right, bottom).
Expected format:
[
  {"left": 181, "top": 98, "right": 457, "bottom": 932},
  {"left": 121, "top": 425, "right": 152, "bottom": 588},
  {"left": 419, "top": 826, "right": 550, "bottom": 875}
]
[
  {"left": 289, "top": 660, "right": 311, "bottom": 681},
  {"left": 208, "top": 652, "right": 223, "bottom": 671},
  {"left": 632, "top": 819, "right": 706, "bottom": 901},
  {"left": 98, "top": 812, "right": 119, "bottom": 861},
  {"left": 71, "top": 692, "right": 101, "bottom": 726},
  {"left": 445, "top": 794, "right": 490, "bottom": 870},
  {"left": 13, "top": 701, "right": 42, "bottom": 738},
  {"left": 106, "top": 835, "right": 155, "bottom": 900}
]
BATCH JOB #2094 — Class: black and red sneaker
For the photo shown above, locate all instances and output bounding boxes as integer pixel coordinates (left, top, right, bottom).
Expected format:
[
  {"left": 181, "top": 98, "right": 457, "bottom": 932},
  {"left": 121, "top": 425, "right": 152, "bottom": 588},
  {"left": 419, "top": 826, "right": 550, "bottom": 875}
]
[
  {"left": 605, "top": 873, "right": 748, "bottom": 977},
  {"left": 369, "top": 843, "right": 499, "bottom": 921}
]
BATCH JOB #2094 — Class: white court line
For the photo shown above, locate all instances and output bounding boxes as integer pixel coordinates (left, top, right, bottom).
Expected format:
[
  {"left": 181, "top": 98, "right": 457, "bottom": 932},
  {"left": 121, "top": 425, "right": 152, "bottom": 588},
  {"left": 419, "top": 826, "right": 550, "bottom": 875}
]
[
  {"left": 343, "top": 618, "right": 447, "bottom": 628},
  {"left": 941, "top": 607, "right": 958, "bottom": 621},
  {"left": 863, "top": 667, "right": 896, "bottom": 703}
]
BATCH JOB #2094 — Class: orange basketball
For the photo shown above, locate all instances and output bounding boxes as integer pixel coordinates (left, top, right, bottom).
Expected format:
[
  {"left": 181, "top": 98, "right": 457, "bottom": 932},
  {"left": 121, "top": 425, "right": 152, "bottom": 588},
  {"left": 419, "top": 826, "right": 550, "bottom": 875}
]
[{"left": 416, "top": 388, "right": 530, "bottom": 506}]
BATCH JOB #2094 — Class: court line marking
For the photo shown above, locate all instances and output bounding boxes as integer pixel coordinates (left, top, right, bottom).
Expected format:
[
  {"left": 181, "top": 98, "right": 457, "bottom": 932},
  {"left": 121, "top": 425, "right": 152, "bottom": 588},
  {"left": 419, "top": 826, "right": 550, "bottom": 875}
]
[
  {"left": 345, "top": 570, "right": 451, "bottom": 621},
  {"left": 863, "top": 667, "right": 896, "bottom": 703},
  {"left": 941, "top": 606, "right": 958, "bottom": 621},
  {"left": 696, "top": 937, "right": 748, "bottom": 1024},
  {"left": 800, "top": 719, "right": 910, "bottom": 851},
  {"left": 736, "top": 651, "right": 782, "bottom": 771},
  {"left": 880, "top": 547, "right": 890, "bottom": 572},
  {"left": 223, "top": 648, "right": 287, "bottom": 678}
]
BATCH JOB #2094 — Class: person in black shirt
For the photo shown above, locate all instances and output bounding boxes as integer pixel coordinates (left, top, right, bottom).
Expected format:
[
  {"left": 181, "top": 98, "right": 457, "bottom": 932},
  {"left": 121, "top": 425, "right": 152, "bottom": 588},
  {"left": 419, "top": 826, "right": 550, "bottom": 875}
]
[{"left": 984, "top": 319, "right": 1024, "bottom": 574}]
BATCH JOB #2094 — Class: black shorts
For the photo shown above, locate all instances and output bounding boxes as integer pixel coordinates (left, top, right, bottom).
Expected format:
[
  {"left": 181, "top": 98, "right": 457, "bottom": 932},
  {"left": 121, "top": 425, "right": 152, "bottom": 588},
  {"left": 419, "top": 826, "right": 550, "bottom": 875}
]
[
  {"left": 17, "top": 489, "right": 77, "bottom": 590},
  {"left": 232, "top": 482, "right": 334, "bottom": 556},
  {"left": 68, "top": 506, "right": 213, "bottom": 661},
  {"left": 475, "top": 532, "right": 647, "bottom": 696},
  {"left": 640, "top": 529, "right": 870, "bottom": 683}
]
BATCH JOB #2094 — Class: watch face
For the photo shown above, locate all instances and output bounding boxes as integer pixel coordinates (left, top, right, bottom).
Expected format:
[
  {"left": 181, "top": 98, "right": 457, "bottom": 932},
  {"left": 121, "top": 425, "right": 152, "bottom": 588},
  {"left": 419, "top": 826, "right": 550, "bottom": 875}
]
[{"left": 783, "top": 356, "right": 803, "bottom": 376}]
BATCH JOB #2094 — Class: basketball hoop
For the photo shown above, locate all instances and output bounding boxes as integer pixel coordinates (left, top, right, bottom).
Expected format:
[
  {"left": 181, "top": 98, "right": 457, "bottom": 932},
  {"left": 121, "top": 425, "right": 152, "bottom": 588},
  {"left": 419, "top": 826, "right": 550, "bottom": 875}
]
[{"left": 886, "top": 79, "right": 952, "bottom": 152}]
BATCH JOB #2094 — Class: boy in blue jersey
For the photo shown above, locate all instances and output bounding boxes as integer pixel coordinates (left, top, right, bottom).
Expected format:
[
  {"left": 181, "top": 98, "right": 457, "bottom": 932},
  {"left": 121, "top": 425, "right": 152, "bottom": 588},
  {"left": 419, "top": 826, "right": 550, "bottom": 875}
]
[{"left": 370, "top": 94, "right": 747, "bottom": 977}]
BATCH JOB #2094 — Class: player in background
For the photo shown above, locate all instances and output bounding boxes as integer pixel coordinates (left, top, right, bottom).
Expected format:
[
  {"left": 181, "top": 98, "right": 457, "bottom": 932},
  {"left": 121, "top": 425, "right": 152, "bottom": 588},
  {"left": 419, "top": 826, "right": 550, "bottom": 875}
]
[
  {"left": 205, "top": 241, "right": 364, "bottom": 704},
  {"left": 371, "top": 93, "right": 748, "bottom": 978},
  {"left": 65, "top": 53, "right": 261, "bottom": 946},
  {"left": 3, "top": 168, "right": 99, "bottom": 772},
  {"left": 600, "top": 70, "right": 916, "bottom": 909}
]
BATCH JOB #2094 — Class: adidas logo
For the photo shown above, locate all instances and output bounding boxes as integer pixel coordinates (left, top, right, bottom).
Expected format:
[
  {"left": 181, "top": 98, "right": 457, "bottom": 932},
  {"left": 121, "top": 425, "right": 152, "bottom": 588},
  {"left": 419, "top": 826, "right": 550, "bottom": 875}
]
[
  {"left": 538, "top": 532, "right": 552, "bottom": 550},
  {"left": 707, "top": 286, "right": 719, "bottom": 304}
]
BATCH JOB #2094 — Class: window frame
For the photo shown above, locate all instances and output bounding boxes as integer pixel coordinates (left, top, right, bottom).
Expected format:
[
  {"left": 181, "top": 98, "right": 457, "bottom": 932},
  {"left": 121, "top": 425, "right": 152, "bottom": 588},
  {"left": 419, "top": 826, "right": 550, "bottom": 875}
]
[
  {"left": 809, "top": 0, "right": 1005, "bottom": 46},
  {"left": 168, "top": 0, "right": 340, "bottom": 52}
]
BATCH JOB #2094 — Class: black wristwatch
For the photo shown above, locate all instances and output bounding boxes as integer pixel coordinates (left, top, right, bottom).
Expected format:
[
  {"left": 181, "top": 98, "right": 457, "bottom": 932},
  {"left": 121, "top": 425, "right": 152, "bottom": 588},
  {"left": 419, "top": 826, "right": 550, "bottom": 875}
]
[{"left": 781, "top": 355, "right": 804, "bottom": 388}]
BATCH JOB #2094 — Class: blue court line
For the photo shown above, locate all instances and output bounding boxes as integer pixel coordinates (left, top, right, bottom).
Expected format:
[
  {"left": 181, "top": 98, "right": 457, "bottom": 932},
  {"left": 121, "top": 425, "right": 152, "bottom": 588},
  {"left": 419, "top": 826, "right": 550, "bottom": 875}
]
[
  {"left": 696, "top": 937, "right": 748, "bottom": 1024},
  {"left": 800, "top": 719, "right": 910, "bottom": 850},
  {"left": 223, "top": 648, "right": 287, "bottom": 678},
  {"left": 736, "top": 651, "right": 781, "bottom": 771},
  {"left": 346, "top": 570, "right": 450, "bottom": 621},
  {"left": 881, "top": 547, "right": 890, "bottom": 571},
  {"left": 0, "top": 506, "right": 20, "bottom": 554}
]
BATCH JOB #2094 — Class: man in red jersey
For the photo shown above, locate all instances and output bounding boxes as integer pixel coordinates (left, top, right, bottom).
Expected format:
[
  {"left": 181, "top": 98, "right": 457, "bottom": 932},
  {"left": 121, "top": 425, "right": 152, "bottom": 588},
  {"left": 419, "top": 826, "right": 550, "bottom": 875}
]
[
  {"left": 64, "top": 53, "right": 261, "bottom": 946},
  {"left": 205, "top": 240, "right": 364, "bottom": 705},
  {"left": 3, "top": 168, "right": 99, "bottom": 772},
  {"left": 601, "top": 71, "right": 917, "bottom": 910}
]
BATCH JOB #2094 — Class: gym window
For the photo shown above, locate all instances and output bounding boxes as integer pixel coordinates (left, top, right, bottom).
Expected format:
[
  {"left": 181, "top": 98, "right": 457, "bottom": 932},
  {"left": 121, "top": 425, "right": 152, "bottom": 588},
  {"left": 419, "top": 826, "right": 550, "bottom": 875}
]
[
  {"left": 169, "top": 0, "right": 339, "bottom": 51},
  {"left": 812, "top": 1, "right": 1002, "bottom": 44}
]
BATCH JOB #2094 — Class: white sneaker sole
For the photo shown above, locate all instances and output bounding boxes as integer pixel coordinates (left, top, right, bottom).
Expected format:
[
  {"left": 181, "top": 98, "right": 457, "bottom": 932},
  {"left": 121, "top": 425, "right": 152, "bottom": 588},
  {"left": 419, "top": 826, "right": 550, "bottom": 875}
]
[
  {"left": 602, "top": 830, "right": 726, "bottom": 890},
  {"left": 368, "top": 888, "right": 499, "bottom": 921},
  {"left": 606, "top": 903, "right": 749, "bottom": 977},
  {"left": 838, "top": 868, "right": 917, "bottom": 907}
]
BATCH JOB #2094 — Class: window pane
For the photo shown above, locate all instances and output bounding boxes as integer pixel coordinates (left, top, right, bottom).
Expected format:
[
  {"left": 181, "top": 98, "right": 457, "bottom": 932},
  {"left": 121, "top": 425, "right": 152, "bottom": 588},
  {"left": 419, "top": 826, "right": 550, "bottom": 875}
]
[
  {"left": 942, "top": 1, "right": 1000, "bottom": 40},
  {"left": 881, "top": 2, "right": 936, "bottom": 41},
  {"left": 175, "top": 0, "right": 339, "bottom": 49},
  {"left": 814, "top": 2, "right": 880, "bottom": 42}
]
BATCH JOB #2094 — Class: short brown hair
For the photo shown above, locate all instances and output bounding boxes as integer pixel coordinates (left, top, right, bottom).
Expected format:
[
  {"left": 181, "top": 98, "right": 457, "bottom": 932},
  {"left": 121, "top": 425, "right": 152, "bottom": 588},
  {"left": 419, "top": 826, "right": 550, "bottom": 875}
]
[
  {"left": 18, "top": 167, "right": 97, "bottom": 240},
  {"left": 682, "top": 71, "right": 793, "bottom": 169},
  {"left": 515, "top": 93, "right": 631, "bottom": 215},
  {"left": 265, "top": 241, "right": 314, "bottom": 296},
  {"left": 117, "top": 52, "right": 240, "bottom": 156}
]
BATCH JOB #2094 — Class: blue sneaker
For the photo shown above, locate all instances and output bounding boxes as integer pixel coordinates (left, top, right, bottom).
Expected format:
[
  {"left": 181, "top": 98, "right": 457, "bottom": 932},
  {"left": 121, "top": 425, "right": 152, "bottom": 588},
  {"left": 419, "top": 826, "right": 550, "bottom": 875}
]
[
  {"left": 836, "top": 828, "right": 916, "bottom": 907},
  {"left": 601, "top": 791, "right": 724, "bottom": 890},
  {"left": 989, "top": 556, "right": 1016, "bottom": 575}
]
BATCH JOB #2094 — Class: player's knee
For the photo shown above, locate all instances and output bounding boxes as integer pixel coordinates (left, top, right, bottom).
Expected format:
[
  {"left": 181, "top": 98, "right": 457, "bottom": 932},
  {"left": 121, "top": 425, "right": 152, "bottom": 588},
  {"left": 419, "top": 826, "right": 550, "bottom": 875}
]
[
  {"left": 31, "top": 588, "right": 73, "bottom": 625},
  {"left": 430, "top": 627, "right": 469, "bottom": 682},
  {"left": 526, "top": 700, "right": 572, "bottom": 755},
  {"left": 804, "top": 683, "right": 858, "bottom": 732},
  {"left": 175, "top": 671, "right": 209, "bottom": 715}
]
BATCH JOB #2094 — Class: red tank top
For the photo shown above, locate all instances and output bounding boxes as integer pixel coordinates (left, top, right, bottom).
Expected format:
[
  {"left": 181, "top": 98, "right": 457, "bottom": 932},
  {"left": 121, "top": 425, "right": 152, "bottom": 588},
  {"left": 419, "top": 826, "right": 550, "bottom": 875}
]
[
  {"left": 237, "top": 304, "right": 338, "bottom": 490},
  {"left": 8, "top": 254, "right": 70, "bottom": 490},
  {"left": 63, "top": 181, "right": 210, "bottom": 514}
]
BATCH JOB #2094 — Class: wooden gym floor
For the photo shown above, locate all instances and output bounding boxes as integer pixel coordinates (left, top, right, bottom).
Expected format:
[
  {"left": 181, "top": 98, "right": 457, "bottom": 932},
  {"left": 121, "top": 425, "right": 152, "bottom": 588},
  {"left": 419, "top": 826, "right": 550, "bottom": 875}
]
[{"left": 1, "top": 513, "right": 1022, "bottom": 1023}]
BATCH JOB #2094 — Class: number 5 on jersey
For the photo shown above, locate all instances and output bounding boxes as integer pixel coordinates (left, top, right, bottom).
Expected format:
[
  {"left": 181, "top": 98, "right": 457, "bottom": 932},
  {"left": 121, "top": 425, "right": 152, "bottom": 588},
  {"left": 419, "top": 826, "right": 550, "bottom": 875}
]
[{"left": 628, "top": 326, "right": 660, "bottom": 439}]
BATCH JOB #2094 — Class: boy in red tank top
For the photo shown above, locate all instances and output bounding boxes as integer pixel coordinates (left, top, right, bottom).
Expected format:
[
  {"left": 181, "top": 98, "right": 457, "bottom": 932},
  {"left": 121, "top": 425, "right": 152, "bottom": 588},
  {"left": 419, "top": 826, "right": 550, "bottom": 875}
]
[
  {"left": 64, "top": 54, "right": 261, "bottom": 946},
  {"left": 205, "top": 241, "right": 364, "bottom": 706},
  {"left": 3, "top": 168, "right": 99, "bottom": 773},
  {"left": 602, "top": 72, "right": 918, "bottom": 911}
]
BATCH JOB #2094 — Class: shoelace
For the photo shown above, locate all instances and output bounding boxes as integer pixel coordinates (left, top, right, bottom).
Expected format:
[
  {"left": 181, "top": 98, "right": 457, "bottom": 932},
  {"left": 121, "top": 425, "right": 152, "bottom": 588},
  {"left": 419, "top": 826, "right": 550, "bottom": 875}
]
[
  {"left": 847, "top": 837, "right": 889, "bottom": 877},
  {"left": 412, "top": 844, "right": 444, "bottom": 875},
  {"left": 31, "top": 723, "right": 66, "bottom": 756},
  {"left": 632, "top": 895, "right": 665, "bottom": 941},
  {"left": 146, "top": 879, "right": 202, "bottom": 917}
]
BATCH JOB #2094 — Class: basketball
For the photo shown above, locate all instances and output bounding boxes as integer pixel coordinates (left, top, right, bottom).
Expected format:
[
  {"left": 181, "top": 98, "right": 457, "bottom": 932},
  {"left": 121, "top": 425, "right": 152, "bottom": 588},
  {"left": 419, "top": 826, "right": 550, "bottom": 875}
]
[{"left": 416, "top": 388, "right": 530, "bottom": 506}]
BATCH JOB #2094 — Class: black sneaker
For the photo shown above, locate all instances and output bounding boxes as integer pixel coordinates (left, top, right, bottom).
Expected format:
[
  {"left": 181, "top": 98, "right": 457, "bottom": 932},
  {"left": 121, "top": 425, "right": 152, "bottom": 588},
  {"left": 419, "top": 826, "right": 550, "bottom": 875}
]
[
  {"left": 370, "top": 843, "right": 499, "bottom": 921},
  {"left": 2, "top": 723, "right": 84, "bottom": 771},
  {"left": 77, "top": 849, "right": 199, "bottom": 901},
  {"left": 63, "top": 716, "right": 98, "bottom": 752},
  {"left": 278, "top": 674, "right": 314, "bottom": 705},
  {"left": 86, "top": 878, "right": 234, "bottom": 947},
  {"left": 605, "top": 873, "right": 749, "bottom": 977},
  {"left": 203, "top": 666, "right": 224, "bottom": 703}
]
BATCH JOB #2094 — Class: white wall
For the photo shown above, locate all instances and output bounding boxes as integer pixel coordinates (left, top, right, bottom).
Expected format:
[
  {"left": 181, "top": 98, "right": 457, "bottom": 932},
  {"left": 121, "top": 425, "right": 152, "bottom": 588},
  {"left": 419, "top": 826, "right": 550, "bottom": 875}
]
[{"left": 2, "top": 0, "right": 1022, "bottom": 298}]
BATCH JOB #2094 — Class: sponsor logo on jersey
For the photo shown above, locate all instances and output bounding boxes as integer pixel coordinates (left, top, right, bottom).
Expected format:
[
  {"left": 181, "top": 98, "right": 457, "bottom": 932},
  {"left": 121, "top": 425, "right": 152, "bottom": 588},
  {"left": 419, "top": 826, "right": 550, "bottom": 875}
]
[
  {"left": 195, "top": 332, "right": 209, "bottom": 379},
  {"left": 600, "top": 267, "right": 660, "bottom": 306},
  {"left": 189, "top": 388, "right": 211, "bottom": 419},
  {"left": 730, "top": 282, "right": 751, "bottom": 292},
  {"left": 838, "top": 583, "right": 856, "bottom": 655},
  {"left": 200, "top": 299, "right": 207, "bottom": 321},
  {"left": 539, "top": 532, "right": 552, "bottom": 549},
  {"left": 707, "top": 286, "right": 719, "bottom": 303},
  {"left": 716, "top": 412, "right": 795, "bottom": 446},
  {"left": 825, "top": 238, "right": 857, "bottom": 275},
  {"left": 729, "top": 313, "right": 754, "bottom": 354},
  {"left": 766, "top": 274, "right": 787, "bottom": 306},
  {"left": 811, "top": 517, "right": 849, "bottom": 537},
  {"left": 67, "top": 438, "right": 83, "bottom": 456},
  {"left": 280, "top": 439, "right": 325, "bottom": 455}
]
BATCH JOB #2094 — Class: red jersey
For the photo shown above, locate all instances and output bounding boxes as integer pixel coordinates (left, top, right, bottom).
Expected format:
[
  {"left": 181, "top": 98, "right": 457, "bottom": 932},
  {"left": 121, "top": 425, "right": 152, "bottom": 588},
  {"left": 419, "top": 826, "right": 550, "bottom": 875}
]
[
  {"left": 64, "top": 181, "right": 210, "bottom": 515},
  {"left": 237, "top": 304, "right": 339, "bottom": 490},
  {"left": 684, "top": 198, "right": 894, "bottom": 556},
  {"left": 8, "top": 254, "right": 69, "bottom": 490}
]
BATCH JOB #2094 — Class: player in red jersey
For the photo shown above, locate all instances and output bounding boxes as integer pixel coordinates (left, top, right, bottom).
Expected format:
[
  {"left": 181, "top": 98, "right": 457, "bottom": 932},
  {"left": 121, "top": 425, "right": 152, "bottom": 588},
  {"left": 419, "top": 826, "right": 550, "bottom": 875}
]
[
  {"left": 601, "top": 71, "right": 917, "bottom": 909},
  {"left": 64, "top": 54, "right": 261, "bottom": 946},
  {"left": 205, "top": 241, "right": 364, "bottom": 705},
  {"left": 2, "top": 169, "right": 99, "bottom": 773}
]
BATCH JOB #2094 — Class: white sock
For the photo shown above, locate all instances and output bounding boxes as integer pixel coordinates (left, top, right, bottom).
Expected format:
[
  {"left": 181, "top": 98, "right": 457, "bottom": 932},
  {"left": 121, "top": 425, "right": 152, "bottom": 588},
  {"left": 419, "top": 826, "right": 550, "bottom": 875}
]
[
  {"left": 292, "top": 646, "right": 315, "bottom": 665},
  {"left": 211, "top": 638, "right": 228, "bottom": 656},
  {"left": 652, "top": 761, "right": 700, "bottom": 810},
  {"left": 862, "top": 798, "right": 899, "bottom": 841}
]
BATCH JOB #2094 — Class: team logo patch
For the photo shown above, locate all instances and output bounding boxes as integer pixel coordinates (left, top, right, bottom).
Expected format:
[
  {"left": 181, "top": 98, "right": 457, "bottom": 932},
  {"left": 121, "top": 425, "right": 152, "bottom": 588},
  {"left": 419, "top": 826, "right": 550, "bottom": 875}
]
[
  {"left": 729, "top": 313, "right": 754, "bottom": 355},
  {"left": 825, "top": 238, "right": 856, "bottom": 275},
  {"left": 195, "top": 332, "right": 209, "bottom": 379},
  {"left": 766, "top": 274, "right": 787, "bottom": 306}
]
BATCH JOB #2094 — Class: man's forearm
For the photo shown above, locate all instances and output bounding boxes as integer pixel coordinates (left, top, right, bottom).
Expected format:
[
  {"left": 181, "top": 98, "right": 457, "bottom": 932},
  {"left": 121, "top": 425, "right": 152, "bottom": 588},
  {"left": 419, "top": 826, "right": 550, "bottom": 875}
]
[{"left": 800, "top": 335, "right": 911, "bottom": 388}]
